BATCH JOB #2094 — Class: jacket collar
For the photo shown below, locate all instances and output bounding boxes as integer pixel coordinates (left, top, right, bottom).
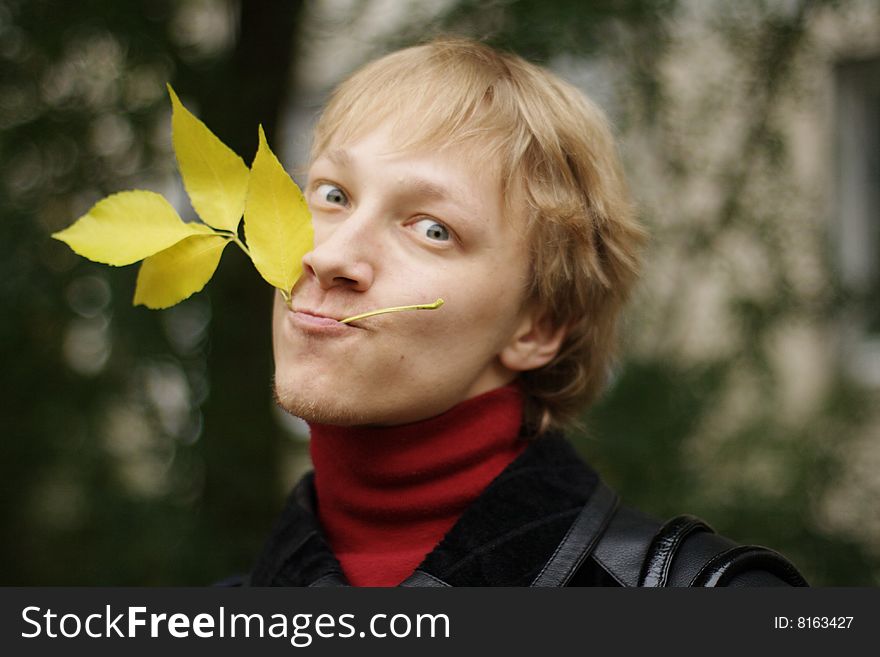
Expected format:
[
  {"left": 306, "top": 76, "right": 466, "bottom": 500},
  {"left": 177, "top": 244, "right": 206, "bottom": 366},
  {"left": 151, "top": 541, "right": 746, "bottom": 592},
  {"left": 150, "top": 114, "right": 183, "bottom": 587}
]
[{"left": 249, "top": 432, "right": 598, "bottom": 587}]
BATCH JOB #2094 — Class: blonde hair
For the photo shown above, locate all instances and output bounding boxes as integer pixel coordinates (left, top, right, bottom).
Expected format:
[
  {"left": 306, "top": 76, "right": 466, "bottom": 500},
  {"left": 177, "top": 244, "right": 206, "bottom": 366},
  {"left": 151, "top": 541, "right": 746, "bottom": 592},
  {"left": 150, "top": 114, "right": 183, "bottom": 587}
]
[{"left": 311, "top": 37, "right": 646, "bottom": 431}]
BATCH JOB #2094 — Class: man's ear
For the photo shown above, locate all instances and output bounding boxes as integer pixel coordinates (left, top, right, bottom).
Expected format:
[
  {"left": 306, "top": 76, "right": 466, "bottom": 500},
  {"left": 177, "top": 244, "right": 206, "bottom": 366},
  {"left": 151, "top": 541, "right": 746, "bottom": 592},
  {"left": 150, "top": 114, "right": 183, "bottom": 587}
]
[{"left": 499, "top": 310, "right": 568, "bottom": 372}]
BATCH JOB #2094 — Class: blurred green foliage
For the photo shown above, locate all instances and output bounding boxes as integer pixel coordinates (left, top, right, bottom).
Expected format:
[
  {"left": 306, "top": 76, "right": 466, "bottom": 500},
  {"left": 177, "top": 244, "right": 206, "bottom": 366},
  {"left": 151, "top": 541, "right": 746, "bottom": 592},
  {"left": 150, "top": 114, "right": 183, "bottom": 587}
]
[{"left": 0, "top": 0, "right": 305, "bottom": 584}]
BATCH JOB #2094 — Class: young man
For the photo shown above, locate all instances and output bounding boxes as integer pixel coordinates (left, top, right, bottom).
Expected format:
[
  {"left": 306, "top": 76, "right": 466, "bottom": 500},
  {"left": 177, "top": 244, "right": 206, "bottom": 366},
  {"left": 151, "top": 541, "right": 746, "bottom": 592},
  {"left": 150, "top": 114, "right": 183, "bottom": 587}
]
[{"left": 249, "top": 38, "right": 806, "bottom": 587}]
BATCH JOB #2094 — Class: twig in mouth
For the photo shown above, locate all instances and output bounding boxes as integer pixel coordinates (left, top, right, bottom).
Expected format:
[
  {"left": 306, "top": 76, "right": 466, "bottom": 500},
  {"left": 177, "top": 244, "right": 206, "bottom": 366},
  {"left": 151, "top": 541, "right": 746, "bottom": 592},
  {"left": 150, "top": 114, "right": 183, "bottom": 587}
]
[{"left": 339, "top": 298, "right": 444, "bottom": 324}]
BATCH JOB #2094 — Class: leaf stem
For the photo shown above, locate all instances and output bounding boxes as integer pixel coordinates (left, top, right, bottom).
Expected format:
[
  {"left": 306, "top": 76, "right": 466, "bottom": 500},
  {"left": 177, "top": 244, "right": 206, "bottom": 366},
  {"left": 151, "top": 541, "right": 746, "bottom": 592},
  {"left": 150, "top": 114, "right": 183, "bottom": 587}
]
[
  {"left": 339, "top": 298, "right": 444, "bottom": 324},
  {"left": 231, "top": 234, "right": 251, "bottom": 258}
]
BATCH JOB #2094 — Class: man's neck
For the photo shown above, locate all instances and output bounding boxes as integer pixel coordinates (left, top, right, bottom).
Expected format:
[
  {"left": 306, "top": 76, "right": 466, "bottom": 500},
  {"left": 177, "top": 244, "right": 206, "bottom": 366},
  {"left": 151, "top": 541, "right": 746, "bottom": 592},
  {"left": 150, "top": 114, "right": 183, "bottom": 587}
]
[{"left": 308, "top": 383, "right": 526, "bottom": 586}]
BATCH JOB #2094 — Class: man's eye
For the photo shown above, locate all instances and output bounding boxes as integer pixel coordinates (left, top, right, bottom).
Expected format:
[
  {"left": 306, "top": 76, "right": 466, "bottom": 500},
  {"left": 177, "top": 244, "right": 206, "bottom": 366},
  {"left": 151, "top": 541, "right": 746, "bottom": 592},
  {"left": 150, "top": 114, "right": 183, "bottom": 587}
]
[
  {"left": 316, "top": 183, "right": 348, "bottom": 205},
  {"left": 412, "top": 218, "right": 451, "bottom": 242}
]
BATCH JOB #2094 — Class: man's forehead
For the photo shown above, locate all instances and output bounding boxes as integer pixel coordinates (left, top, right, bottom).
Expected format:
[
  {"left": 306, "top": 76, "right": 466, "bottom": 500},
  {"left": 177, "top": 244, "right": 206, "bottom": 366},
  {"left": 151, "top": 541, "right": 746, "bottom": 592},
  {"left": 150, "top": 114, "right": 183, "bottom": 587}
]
[
  {"left": 318, "top": 120, "right": 502, "bottom": 170},
  {"left": 313, "top": 138, "right": 502, "bottom": 199}
]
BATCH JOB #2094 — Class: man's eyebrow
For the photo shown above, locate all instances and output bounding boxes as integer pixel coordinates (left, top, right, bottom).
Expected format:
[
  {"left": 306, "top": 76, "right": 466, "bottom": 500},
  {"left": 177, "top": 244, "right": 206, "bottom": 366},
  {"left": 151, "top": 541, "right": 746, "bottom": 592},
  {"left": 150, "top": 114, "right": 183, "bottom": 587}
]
[
  {"left": 319, "top": 149, "right": 461, "bottom": 208},
  {"left": 324, "top": 148, "right": 352, "bottom": 168},
  {"left": 401, "top": 177, "right": 454, "bottom": 202}
]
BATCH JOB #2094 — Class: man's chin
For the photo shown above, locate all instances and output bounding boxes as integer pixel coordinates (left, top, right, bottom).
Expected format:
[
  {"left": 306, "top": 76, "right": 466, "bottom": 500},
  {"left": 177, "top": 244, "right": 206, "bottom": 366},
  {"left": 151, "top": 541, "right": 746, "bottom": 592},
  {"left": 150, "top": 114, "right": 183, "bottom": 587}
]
[{"left": 272, "top": 379, "right": 368, "bottom": 427}]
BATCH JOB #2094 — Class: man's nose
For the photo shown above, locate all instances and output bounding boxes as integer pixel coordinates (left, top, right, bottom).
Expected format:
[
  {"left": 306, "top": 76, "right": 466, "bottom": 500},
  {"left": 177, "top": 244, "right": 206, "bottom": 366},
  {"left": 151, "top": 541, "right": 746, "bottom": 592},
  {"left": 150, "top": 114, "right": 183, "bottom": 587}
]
[{"left": 301, "top": 212, "right": 377, "bottom": 292}]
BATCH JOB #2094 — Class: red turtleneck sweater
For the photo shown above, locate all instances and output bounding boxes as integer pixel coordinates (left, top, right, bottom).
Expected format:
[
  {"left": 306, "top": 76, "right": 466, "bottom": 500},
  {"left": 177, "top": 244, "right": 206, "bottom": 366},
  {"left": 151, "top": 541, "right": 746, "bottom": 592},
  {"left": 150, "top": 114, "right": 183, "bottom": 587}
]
[{"left": 308, "top": 384, "right": 526, "bottom": 587}]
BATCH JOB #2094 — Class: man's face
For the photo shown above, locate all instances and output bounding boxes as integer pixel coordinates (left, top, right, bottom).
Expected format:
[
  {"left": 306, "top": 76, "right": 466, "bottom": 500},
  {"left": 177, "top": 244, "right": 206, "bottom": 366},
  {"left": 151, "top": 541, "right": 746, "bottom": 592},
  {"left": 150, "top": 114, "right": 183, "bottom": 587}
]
[{"left": 272, "top": 125, "right": 535, "bottom": 426}]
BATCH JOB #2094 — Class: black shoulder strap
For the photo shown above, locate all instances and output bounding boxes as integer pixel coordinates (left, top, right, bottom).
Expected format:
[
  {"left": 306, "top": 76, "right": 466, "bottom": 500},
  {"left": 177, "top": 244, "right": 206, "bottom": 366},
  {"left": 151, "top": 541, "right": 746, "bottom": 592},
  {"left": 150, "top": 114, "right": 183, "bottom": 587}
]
[
  {"left": 638, "top": 515, "right": 713, "bottom": 587},
  {"left": 689, "top": 544, "right": 808, "bottom": 587},
  {"left": 592, "top": 500, "right": 808, "bottom": 587},
  {"left": 591, "top": 502, "right": 660, "bottom": 586},
  {"left": 530, "top": 479, "right": 619, "bottom": 587}
]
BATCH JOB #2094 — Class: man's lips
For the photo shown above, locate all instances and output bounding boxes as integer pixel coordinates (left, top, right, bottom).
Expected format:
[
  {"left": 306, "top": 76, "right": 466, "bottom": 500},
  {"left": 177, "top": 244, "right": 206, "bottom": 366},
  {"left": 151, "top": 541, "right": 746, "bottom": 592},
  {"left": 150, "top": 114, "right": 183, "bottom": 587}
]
[
  {"left": 286, "top": 307, "right": 362, "bottom": 335},
  {"left": 292, "top": 308, "right": 346, "bottom": 324}
]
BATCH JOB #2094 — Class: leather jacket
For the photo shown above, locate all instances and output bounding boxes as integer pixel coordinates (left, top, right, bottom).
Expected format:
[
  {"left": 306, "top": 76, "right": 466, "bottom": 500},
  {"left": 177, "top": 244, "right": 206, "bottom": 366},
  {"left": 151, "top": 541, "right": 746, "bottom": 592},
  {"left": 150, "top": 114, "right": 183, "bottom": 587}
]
[{"left": 248, "top": 433, "right": 805, "bottom": 587}]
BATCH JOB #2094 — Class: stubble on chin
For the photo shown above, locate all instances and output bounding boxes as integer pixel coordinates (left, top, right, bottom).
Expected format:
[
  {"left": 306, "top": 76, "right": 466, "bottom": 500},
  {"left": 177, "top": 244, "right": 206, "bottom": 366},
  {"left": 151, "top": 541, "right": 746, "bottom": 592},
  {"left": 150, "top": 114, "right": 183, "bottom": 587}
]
[{"left": 271, "top": 375, "right": 367, "bottom": 427}]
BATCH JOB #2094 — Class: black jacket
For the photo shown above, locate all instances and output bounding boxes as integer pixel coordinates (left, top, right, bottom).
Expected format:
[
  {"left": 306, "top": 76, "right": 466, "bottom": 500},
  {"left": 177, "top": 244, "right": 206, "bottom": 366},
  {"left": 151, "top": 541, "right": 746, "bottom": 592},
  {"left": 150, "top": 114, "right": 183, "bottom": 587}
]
[{"left": 249, "top": 433, "right": 806, "bottom": 587}]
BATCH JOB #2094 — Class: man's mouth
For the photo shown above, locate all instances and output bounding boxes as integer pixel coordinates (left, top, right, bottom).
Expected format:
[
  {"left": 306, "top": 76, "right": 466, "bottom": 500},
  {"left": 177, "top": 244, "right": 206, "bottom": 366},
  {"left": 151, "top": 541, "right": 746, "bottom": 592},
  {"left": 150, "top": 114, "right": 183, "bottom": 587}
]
[
  {"left": 293, "top": 308, "right": 346, "bottom": 324},
  {"left": 285, "top": 297, "right": 444, "bottom": 332},
  {"left": 286, "top": 308, "right": 358, "bottom": 336}
]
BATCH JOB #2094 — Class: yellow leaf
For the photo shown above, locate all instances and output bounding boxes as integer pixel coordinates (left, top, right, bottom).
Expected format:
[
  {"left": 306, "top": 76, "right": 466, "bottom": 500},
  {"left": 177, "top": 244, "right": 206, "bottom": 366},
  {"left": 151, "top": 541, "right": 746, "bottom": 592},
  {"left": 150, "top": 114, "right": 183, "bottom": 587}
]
[
  {"left": 169, "top": 84, "right": 249, "bottom": 232},
  {"left": 134, "top": 233, "right": 230, "bottom": 309},
  {"left": 52, "top": 191, "right": 214, "bottom": 266},
  {"left": 244, "top": 125, "right": 313, "bottom": 295}
]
